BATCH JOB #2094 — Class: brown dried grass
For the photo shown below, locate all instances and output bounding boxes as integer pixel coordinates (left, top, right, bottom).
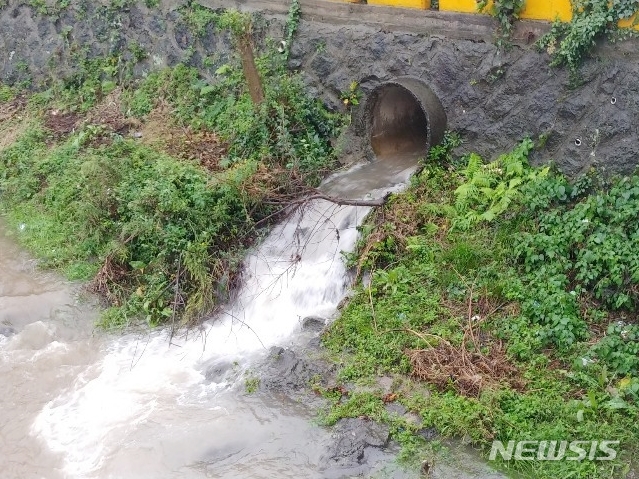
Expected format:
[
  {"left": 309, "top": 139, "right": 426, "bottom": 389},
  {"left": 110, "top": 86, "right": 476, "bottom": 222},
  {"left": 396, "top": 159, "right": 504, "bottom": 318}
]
[
  {"left": 138, "top": 104, "right": 229, "bottom": 172},
  {"left": 0, "top": 95, "right": 30, "bottom": 152},
  {"left": 408, "top": 289, "right": 525, "bottom": 397},
  {"left": 43, "top": 109, "right": 81, "bottom": 140},
  {"left": 0, "top": 117, "right": 30, "bottom": 152},
  {"left": 0, "top": 95, "right": 27, "bottom": 124},
  {"left": 84, "top": 89, "right": 140, "bottom": 135},
  {"left": 409, "top": 340, "right": 524, "bottom": 397},
  {"left": 354, "top": 193, "right": 452, "bottom": 278},
  {"left": 89, "top": 254, "right": 129, "bottom": 306}
]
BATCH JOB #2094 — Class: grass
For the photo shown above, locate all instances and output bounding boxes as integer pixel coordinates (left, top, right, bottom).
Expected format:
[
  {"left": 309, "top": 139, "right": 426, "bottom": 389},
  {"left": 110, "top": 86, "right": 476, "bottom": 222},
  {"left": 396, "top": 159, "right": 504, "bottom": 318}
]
[
  {"left": 0, "top": 7, "right": 347, "bottom": 329},
  {"left": 321, "top": 143, "right": 639, "bottom": 478}
]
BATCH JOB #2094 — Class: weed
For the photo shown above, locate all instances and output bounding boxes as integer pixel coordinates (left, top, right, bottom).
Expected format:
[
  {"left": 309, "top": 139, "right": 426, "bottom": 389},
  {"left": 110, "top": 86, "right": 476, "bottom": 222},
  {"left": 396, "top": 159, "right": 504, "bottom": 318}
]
[
  {"left": 245, "top": 375, "right": 260, "bottom": 393},
  {"left": 324, "top": 139, "right": 639, "bottom": 477},
  {"left": 340, "top": 81, "right": 362, "bottom": 107},
  {"left": 315, "top": 40, "right": 327, "bottom": 54},
  {"left": 477, "top": 0, "right": 525, "bottom": 47},
  {"left": 283, "top": 0, "right": 301, "bottom": 61},
  {"left": 28, "top": 0, "right": 48, "bottom": 15},
  {"left": 537, "top": 0, "right": 639, "bottom": 72},
  {"left": 453, "top": 138, "right": 549, "bottom": 229},
  {"left": 179, "top": 1, "right": 220, "bottom": 38},
  {"left": 0, "top": 83, "right": 15, "bottom": 103},
  {"left": 0, "top": 6, "right": 346, "bottom": 329}
]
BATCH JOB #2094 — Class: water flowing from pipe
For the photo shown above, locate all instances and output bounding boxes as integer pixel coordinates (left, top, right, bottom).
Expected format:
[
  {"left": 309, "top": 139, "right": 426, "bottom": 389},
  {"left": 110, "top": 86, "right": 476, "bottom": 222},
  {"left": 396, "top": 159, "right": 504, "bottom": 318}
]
[{"left": 1, "top": 155, "right": 420, "bottom": 478}]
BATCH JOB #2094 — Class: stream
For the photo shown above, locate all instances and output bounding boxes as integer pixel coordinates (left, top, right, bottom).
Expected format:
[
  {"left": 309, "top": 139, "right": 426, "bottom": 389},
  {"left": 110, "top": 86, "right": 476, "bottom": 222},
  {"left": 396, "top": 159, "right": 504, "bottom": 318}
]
[{"left": 1, "top": 155, "right": 505, "bottom": 479}]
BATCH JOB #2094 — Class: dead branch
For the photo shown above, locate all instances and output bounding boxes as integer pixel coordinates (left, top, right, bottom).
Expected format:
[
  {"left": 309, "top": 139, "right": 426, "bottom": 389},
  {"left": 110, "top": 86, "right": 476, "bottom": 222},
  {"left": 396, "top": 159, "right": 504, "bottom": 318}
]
[
  {"left": 407, "top": 285, "right": 525, "bottom": 397},
  {"left": 253, "top": 190, "right": 390, "bottom": 230},
  {"left": 262, "top": 190, "right": 390, "bottom": 208},
  {"left": 301, "top": 192, "right": 389, "bottom": 207}
]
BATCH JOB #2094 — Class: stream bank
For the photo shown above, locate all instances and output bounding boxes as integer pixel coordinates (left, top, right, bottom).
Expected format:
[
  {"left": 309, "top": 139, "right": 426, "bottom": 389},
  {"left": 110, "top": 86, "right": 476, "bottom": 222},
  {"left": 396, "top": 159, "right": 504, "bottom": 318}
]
[{"left": 0, "top": 217, "right": 404, "bottom": 479}]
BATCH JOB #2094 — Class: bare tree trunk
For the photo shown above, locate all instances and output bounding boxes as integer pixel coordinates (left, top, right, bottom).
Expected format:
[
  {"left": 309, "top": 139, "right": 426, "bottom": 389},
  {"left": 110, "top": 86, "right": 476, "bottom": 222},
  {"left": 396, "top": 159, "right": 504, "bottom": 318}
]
[{"left": 238, "top": 33, "right": 265, "bottom": 106}]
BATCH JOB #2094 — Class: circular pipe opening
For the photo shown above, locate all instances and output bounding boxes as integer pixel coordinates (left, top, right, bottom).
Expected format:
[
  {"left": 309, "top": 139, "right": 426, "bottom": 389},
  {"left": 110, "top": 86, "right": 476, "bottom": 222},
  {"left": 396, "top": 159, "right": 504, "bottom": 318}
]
[
  {"left": 370, "top": 85, "right": 429, "bottom": 158},
  {"left": 365, "top": 77, "right": 447, "bottom": 161}
]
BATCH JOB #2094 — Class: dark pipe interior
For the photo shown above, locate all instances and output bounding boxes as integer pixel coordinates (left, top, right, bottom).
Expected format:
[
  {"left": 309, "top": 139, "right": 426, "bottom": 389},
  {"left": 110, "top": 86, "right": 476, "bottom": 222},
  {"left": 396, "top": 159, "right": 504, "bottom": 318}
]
[{"left": 369, "top": 85, "right": 429, "bottom": 159}]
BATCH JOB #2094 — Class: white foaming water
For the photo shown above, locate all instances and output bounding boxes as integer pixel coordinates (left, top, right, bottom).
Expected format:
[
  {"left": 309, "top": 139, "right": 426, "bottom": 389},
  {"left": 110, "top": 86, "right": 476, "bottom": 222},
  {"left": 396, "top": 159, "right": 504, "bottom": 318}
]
[
  {"left": 31, "top": 200, "right": 372, "bottom": 477},
  {"left": 10, "top": 157, "right": 421, "bottom": 478}
]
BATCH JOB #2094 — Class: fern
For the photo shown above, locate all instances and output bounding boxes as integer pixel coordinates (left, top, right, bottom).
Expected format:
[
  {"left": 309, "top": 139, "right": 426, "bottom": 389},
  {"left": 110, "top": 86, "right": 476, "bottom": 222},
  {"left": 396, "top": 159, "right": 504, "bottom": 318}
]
[
  {"left": 452, "top": 139, "right": 543, "bottom": 230},
  {"left": 460, "top": 153, "right": 484, "bottom": 180}
]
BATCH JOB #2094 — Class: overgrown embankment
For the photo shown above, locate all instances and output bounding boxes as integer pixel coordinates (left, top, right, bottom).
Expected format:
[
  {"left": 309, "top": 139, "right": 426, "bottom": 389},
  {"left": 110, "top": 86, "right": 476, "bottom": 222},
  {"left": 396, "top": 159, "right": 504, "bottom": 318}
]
[
  {"left": 321, "top": 137, "right": 639, "bottom": 478},
  {"left": 0, "top": 5, "right": 346, "bottom": 328}
]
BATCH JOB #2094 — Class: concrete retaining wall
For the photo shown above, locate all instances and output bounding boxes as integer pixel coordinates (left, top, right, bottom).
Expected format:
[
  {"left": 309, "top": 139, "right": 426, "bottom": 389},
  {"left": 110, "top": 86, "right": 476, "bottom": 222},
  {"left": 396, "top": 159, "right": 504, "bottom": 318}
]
[{"left": 1, "top": 0, "right": 638, "bottom": 175}]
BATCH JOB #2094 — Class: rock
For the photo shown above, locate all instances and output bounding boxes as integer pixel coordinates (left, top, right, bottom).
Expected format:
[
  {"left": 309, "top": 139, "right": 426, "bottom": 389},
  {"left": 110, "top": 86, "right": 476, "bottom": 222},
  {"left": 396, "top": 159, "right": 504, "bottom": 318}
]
[
  {"left": 306, "top": 336, "right": 321, "bottom": 349},
  {"left": 203, "top": 360, "right": 236, "bottom": 383},
  {"left": 320, "top": 417, "right": 390, "bottom": 474},
  {"left": 417, "top": 426, "right": 439, "bottom": 441},
  {"left": 384, "top": 402, "right": 407, "bottom": 416},
  {"left": 377, "top": 375, "right": 394, "bottom": 394},
  {"left": 260, "top": 346, "right": 335, "bottom": 392},
  {"left": 301, "top": 316, "right": 325, "bottom": 332},
  {"left": 0, "top": 326, "right": 16, "bottom": 337}
]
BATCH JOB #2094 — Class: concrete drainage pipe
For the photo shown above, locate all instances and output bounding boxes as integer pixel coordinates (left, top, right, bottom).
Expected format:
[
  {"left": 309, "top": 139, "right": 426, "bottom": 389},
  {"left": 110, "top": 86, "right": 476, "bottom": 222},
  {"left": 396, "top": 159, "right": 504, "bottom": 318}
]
[{"left": 365, "top": 77, "right": 447, "bottom": 160}]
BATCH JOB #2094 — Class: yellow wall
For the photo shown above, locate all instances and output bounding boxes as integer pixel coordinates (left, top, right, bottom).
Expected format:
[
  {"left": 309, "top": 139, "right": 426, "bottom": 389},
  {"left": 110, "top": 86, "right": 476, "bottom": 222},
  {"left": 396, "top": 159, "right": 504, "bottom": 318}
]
[
  {"left": 332, "top": 0, "right": 637, "bottom": 30},
  {"left": 619, "top": 13, "right": 639, "bottom": 30},
  {"left": 437, "top": 0, "right": 572, "bottom": 21},
  {"left": 519, "top": 0, "right": 572, "bottom": 22},
  {"left": 367, "top": 0, "right": 431, "bottom": 8},
  {"left": 437, "top": 0, "right": 479, "bottom": 14}
]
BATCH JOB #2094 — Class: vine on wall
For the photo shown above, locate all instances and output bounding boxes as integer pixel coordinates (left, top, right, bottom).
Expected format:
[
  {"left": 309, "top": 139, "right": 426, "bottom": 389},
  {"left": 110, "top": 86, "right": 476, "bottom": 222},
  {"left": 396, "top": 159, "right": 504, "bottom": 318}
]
[
  {"left": 283, "top": 0, "right": 301, "bottom": 61},
  {"left": 478, "top": 0, "right": 526, "bottom": 47},
  {"left": 538, "top": 0, "right": 639, "bottom": 72}
]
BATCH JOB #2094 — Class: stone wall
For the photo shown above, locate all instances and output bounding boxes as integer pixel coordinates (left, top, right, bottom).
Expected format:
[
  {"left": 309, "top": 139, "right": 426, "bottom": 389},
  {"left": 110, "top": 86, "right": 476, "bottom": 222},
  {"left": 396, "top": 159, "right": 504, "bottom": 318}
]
[
  {"left": 0, "top": 1, "right": 247, "bottom": 86},
  {"left": 291, "top": 22, "right": 639, "bottom": 176},
  {"left": 1, "top": 0, "right": 638, "bottom": 175}
]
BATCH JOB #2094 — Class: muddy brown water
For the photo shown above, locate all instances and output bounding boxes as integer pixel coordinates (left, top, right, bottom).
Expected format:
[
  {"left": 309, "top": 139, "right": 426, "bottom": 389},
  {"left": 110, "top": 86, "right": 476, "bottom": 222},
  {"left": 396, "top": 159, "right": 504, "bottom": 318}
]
[
  {"left": 0, "top": 157, "right": 507, "bottom": 479},
  {"left": 0, "top": 220, "right": 367, "bottom": 479}
]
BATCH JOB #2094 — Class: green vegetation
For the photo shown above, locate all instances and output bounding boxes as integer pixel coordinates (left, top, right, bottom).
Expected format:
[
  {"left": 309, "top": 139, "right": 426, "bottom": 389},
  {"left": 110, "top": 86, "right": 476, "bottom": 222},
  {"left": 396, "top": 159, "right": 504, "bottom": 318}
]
[
  {"left": 478, "top": 0, "right": 526, "bottom": 47},
  {"left": 538, "top": 0, "right": 638, "bottom": 73},
  {"left": 0, "top": 83, "right": 14, "bottom": 103},
  {"left": 244, "top": 374, "right": 261, "bottom": 393},
  {"left": 0, "top": 6, "right": 346, "bottom": 329},
  {"left": 322, "top": 138, "right": 639, "bottom": 478},
  {"left": 28, "top": 0, "right": 48, "bottom": 15},
  {"left": 26, "top": 0, "right": 73, "bottom": 17},
  {"left": 283, "top": 0, "right": 301, "bottom": 61},
  {"left": 339, "top": 81, "right": 362, "bottom": 107},
  {"left": 476, "top": 0, "right": 638, "bottom": 71}
]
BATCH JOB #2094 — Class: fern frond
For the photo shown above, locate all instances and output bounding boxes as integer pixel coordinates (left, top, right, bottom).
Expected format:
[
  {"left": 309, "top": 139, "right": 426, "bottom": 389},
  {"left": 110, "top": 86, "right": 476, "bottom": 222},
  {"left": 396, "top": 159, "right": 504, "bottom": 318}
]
[
  {"left": 470, "top": 171, "right": 494, "bottom": 189},
  {"left": 461, "top": 153, "right": 484, "bottom": 179},
  {"left": 454, "top": 183, "right": 479, "bottom": 211}
]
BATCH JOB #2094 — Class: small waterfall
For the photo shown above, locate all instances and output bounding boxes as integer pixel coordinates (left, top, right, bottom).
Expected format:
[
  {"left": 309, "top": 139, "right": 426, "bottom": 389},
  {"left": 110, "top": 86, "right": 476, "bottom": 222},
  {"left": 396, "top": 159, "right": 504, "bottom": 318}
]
[{"left": 2, "top": 156, "right": 420, "bottom": 478}]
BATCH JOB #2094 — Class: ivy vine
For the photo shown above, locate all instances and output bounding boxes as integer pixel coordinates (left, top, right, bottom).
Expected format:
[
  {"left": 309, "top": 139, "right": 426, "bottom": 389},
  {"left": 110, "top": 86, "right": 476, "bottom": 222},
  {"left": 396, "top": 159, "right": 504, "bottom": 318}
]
[
  {"left": 538, "top": 0, "right": 639, "bottom": 72},
  {"left": 478, "top": 0, "right": 526, "bottom": 47},
  {"left": 283, "top": 0, "right": 301, "bottom": 61}
]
